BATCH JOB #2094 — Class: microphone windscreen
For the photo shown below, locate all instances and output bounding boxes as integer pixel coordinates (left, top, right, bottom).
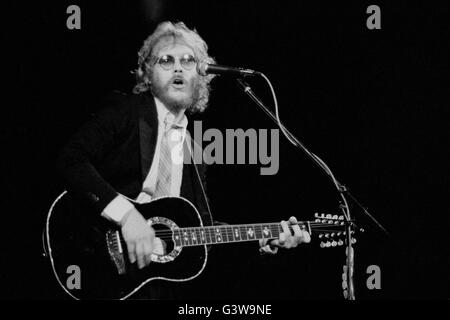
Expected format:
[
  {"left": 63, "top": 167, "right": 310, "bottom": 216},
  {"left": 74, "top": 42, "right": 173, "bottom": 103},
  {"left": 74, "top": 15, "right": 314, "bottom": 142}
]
[{"left": 196, "top": 62, "right": 208, "bottom": 76}]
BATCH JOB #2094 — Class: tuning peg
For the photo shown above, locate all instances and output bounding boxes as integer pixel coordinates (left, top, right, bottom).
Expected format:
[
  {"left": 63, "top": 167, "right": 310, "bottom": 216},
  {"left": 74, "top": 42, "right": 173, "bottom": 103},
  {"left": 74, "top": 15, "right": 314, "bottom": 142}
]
[
  {"left": 318, "top": 234, "right": 323, "bottom": 238},
  {"left": 339, "top": 215, "right": 344, "bottom": 220},
  {"left": 330, "top": 233, "right": 335, "bottom": 238},
  {"left": 331, "top": 240, "right": 337, "bottom": 247},
  {"left": 315, "top": 218, "right": 321, "bottom": 222},
  {"left": 351, "top": 238, "right": 357, "bottom": 244},
  {"left": 338, "top": 239, "right": 344, "bottom": 246},
  {"left": 324, "top": 233, "right": 330, "bottom": 238},
  {"left": 326, "top": 214, "right": 332, "bottom": 219},
  {"left": 320, "top": 241, "right": 332, "bottom": 248},
  {"left": 320, "top": 213, "right": 325, "bottom": 218},
  {"left": 332, "top": 215, "right": 338, "bottom": 220},
  {"left": 314, "top": 213, "right": 320, "bottom": 218}
]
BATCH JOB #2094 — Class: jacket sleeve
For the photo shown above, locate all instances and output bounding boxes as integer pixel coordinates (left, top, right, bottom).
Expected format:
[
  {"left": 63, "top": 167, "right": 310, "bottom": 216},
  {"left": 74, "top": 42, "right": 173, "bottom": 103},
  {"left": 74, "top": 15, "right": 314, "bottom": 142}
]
[{"left": 56, "top": 92, "right": 131, "bottom": 214}]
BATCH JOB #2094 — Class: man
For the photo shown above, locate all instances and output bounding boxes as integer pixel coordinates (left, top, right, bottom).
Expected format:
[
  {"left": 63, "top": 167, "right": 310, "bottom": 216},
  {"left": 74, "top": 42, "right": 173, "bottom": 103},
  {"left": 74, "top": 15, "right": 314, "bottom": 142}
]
[{"left": 57, "top": 21, "right": 310, "bottom": 299}]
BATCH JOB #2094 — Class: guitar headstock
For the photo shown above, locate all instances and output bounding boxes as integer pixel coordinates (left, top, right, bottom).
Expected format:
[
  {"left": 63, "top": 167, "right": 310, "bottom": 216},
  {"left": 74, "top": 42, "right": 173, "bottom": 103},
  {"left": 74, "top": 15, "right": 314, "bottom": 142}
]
[{"left": 312, "top": 213, "right": 357, "bottom": 248}]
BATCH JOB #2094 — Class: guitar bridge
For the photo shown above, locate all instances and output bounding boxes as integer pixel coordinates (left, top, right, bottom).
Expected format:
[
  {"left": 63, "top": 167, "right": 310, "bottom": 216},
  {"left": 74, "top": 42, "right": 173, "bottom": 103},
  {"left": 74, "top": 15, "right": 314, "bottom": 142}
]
[{"left": 106, "top": 230, "right": 126, "bottom": 275}]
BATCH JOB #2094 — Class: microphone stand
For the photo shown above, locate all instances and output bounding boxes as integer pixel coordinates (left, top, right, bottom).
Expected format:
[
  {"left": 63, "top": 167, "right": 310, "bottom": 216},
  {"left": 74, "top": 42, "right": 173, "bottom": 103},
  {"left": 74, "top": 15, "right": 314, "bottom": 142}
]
[{"left": 236, "top": 78, "right": 389, "bottom": 300}]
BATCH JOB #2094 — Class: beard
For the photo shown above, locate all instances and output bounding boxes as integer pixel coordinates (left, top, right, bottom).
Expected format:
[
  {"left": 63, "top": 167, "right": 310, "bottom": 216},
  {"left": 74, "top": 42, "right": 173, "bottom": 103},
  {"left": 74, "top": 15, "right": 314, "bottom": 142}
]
[{"left": 150, "top": 74, "right": 200, "bottom": 113}]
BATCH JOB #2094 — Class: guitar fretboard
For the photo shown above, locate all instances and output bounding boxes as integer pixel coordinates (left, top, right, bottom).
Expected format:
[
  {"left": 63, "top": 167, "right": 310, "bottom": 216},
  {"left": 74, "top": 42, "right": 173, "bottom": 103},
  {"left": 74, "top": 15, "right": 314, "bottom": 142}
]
[{"left": 172, "top": 223, "right": 309, "bottom": 247}]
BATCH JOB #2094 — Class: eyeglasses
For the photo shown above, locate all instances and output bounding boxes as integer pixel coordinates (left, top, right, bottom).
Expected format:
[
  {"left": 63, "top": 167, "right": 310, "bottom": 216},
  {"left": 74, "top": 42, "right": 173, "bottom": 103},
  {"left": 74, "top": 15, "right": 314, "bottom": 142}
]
[{"left": 154, "top": 54, "right": 197, "bottom": 71}]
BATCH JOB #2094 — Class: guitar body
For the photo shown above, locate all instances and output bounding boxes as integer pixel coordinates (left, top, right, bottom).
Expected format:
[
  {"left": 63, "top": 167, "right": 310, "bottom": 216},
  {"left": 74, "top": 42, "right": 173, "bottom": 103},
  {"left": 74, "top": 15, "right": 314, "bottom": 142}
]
[{"left": 45, "top": 192, "right": 208, "bottom": 300}]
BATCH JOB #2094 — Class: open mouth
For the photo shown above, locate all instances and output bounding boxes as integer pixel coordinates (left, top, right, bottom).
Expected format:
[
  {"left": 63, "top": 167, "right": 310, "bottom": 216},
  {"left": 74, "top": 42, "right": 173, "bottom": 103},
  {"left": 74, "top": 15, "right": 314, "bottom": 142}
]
[{"left": 171, "top": 78, "right": 185, "bottom": 88}]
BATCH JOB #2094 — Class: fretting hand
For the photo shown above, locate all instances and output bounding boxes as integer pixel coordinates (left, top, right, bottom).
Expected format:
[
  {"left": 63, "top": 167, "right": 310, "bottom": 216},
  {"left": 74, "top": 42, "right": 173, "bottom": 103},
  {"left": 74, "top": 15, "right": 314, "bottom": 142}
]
[{"left": 259, "top": 216, "right": 311, "bottom": 255}]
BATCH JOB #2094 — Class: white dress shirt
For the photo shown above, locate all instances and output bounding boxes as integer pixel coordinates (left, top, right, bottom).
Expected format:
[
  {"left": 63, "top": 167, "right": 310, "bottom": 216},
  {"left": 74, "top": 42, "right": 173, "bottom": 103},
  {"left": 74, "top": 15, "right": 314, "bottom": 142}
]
[{"left": 101, "top": 97, "right": 188, "bottom": 224}]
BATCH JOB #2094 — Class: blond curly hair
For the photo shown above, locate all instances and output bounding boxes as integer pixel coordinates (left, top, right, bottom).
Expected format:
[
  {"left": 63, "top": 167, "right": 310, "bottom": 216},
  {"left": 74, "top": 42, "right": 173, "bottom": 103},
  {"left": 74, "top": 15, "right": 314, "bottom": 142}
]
[{"left": 133, "top": 21, "right": 216, "bottom": 113}]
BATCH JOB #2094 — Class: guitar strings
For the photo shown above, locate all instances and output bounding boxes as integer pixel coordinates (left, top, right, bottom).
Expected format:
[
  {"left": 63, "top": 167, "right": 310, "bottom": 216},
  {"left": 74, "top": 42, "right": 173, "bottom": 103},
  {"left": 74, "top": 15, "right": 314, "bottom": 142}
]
[
  {"left": 142, "top": 231, "right": 347, "bottom": 243},
  {"left": 119, "top": 226, "right": 349, "bottom": 245},
  {"left": 152, "top": 227, "right": 346, "bottom": 236},
  {"left": 151, "top": 223, "right": 345, "bottom": 234},
  {"left": 152, "top": 226, "right": 347, "bottom": 241},
  {"left": 155, "top": 225, "right": 343, "bottom": 236}
]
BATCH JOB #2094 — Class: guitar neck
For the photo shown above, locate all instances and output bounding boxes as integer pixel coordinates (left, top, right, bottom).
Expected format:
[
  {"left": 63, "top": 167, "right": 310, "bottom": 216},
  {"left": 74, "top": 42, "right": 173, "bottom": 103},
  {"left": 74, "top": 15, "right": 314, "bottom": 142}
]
[{"left": 172, "top": 222, "right": 311, "bottom": 247}]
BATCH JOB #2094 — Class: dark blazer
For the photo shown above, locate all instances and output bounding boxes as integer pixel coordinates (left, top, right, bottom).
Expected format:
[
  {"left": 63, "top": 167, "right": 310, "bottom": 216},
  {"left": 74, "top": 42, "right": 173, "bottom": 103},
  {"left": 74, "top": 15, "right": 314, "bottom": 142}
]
[{"left": 57, "top": 91, "right": 212, "bottom": 225}]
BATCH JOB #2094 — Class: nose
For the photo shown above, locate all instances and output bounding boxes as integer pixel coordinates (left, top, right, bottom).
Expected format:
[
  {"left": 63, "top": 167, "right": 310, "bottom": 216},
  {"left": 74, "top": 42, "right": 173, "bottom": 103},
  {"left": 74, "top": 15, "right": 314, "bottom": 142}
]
[{"left": 173, "top": 58, "right": 183, "bottom": 73}]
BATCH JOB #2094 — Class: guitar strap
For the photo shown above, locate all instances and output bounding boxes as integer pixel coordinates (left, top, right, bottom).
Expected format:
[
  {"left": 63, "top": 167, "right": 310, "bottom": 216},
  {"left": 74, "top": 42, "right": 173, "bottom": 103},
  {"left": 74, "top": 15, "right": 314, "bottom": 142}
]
[{"left": 185, "top": 131, "right": 214, "bottom": 227}]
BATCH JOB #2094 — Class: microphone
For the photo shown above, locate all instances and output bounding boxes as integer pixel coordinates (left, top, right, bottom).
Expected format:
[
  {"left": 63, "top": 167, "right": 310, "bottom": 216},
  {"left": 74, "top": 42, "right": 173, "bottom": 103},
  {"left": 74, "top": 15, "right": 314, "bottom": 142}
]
[{"left": 197, "top": 62, "right": 260, "bottom": 77}]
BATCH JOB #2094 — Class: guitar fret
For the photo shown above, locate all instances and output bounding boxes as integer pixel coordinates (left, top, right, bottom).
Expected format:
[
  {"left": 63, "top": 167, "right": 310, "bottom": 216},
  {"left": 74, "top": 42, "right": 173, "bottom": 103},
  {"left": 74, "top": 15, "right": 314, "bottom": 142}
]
[
  {"left": 219, "top": 226, "right": 227, "bottom": 243},
  {"left": 190, "top": 228, "right": 196, "bottom": 245},
  {"left": 188, "top": 228, "right": 195, "bottom": 246},
  {"left": 255, "top": 224, "right": 263, "bottom": 239},
  {"left": 173, "top": 229, "right": 182, "bottom": 246},
  {"left": 226, "top": 226, "right": 233, "bottom": 242},
  {"left": 205, "top": 227, "right": 212, "bottom": 244},
  {"left": 240, "top": 225, "right": 248, "bottom": 241},
  {"left": 232, "top": 226, "right": 241, "bottom": 242},
  {"left": 199, "top": 228, "right": 206, "bottom": 244},
  {"left": 208, "top": 227, "right": 216, "bottom": 244},
  {"left": 270, "top": 224, "right": 280, "bottom": 238},
  {"left": 196, "top": 228, "right": 201, "bottom": 245},
  {"left": 182, "top": 229, "right": 190, "bottom": 246},
  {"left": 262, "top": 224, "right": 272, "bottom": 239},
  {"left": 212, "top": 227, "right": 218, "bottom": 244},
  {"left": 190, "top": 228, "right": 198, "bottom": 246},
  {"left": 214, "top": 227, "right": 222, "bottom": 243},
  {"left": 206, "top": 228, "right": 210, "bottom": 244},
  {"left": 246, "top": 225, "right": 256, "bottom": 240},
  {"left": 196, "top": 228, "right": 201, "bottom": 244}
]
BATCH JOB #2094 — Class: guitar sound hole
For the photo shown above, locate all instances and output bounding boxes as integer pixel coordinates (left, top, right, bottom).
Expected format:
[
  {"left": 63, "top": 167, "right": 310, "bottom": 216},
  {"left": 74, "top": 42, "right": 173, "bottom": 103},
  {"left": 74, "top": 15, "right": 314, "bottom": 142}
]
[{"left": 152, "top": 223, "right": 175, "bottom": 254}]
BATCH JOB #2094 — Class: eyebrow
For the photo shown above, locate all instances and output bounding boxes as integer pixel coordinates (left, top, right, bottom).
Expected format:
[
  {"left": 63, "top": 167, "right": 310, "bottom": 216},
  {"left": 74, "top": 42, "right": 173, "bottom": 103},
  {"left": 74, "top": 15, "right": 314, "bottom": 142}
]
[{"left": 160, "top": 52, "right": 194, "bottom": 57}]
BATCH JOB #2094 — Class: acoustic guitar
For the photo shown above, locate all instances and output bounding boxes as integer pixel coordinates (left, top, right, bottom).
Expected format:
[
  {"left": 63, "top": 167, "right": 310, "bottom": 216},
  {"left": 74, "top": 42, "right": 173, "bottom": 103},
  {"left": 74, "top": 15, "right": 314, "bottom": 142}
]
[{"left": 43, "top": 191, "right": 350, "bottom": 299}]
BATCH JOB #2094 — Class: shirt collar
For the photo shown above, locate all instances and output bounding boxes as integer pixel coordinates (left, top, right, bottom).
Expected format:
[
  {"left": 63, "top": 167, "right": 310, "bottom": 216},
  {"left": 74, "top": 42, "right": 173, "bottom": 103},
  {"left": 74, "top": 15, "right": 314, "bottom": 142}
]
[{"left": 154, "top": 97, "right": 188, "bottom": 130}]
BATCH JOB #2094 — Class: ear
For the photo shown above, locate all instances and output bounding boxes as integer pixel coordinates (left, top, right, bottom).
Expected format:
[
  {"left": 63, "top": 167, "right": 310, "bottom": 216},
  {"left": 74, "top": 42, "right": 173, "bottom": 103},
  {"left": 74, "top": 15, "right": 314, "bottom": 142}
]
[{"left": 143, "top": 75, "right": 151, "bottom": 86}]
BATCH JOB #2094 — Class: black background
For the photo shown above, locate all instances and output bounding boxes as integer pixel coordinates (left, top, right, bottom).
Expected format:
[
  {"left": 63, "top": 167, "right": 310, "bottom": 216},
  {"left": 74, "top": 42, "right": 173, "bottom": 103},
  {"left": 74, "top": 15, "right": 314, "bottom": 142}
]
[{"left": 1, "top": 1, "right": 448, "bottom": 299}]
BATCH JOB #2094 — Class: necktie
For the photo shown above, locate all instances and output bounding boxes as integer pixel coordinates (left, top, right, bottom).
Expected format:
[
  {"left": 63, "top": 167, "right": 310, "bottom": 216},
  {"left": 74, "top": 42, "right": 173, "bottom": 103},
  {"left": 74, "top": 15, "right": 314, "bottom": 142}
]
[{"left": 154, "top": 115, "right": 175, "bottom": 198}]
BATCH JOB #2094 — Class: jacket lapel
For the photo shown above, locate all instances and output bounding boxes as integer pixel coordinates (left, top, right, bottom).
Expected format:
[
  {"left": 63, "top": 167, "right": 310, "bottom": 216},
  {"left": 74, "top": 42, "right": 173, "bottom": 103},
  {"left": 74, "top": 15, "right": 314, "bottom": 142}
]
[{"left": 138, "top": 94, "right": 158, "bottom": 184}]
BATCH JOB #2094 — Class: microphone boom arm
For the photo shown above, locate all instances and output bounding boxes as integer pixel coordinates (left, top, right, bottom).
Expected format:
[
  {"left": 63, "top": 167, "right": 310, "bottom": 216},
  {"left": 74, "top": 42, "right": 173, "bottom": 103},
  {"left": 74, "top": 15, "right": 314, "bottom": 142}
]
[
  {"left": 236, "top": 76, "right": 390, "bottom": 300},
  {"left": 236, "top": 78, "right": 389, "bottom": 235}
]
